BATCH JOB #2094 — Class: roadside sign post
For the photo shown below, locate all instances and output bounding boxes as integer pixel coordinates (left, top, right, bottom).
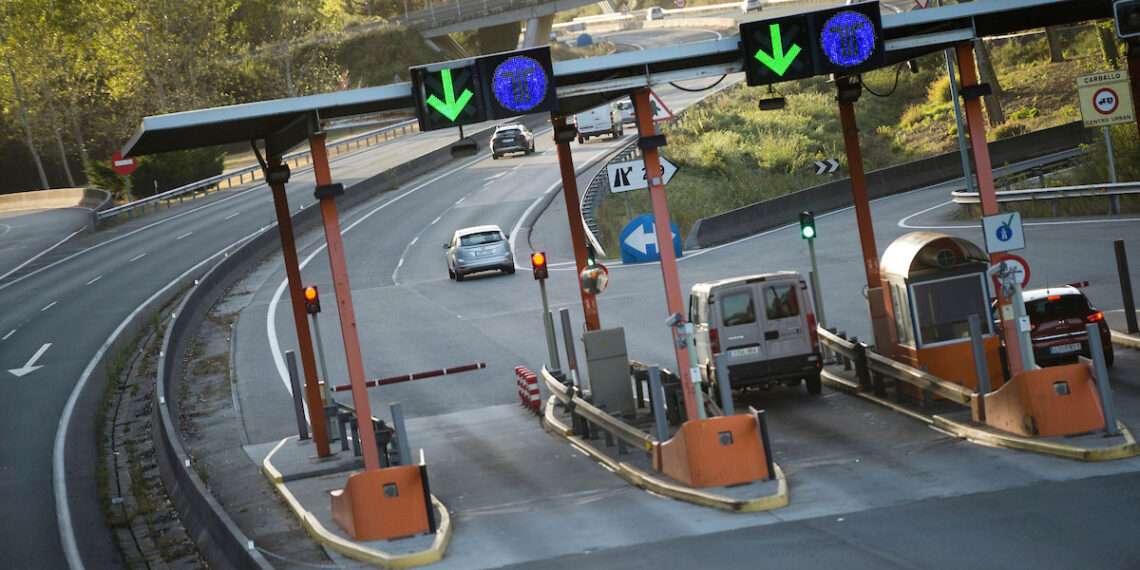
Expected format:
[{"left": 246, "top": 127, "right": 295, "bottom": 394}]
[
  {"left": 632, "top": 88, "right": 701, "bottom": 421},
  {"left": 1077, "top": 71, "right": 1133, "bottom": 204}
]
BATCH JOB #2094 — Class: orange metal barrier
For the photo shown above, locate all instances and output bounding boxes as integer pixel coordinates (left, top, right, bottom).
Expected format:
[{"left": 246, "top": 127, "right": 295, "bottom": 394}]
[
  {"left": 981, "top": 362, "right": 1105, "bottom": 437},
  {"left": 330, "top": 465, "right": 432, "bottom": 541},
  {"left": 653, "top": 414, "right": 771, "bottom": 488}
]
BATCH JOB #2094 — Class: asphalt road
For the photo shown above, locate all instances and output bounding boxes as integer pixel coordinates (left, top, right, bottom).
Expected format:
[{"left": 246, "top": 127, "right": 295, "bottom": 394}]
[
  {"left": 0, "top": 121, "right": 485, "bottom": 568},
  {"left": 0, "top": 207, "right": 92, "bottom": 282},
  {"left": 228, "top": 29, "right": 1140, "bottom": 570}
]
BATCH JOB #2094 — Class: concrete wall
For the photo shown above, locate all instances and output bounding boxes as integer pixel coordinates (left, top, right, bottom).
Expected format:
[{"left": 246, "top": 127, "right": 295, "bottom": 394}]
[
  {"left": 0, "top": 187, "right": 111, "bottom": 213},
  {"left": 685, "top": 121, "right": 1090, "bottom": 249}
]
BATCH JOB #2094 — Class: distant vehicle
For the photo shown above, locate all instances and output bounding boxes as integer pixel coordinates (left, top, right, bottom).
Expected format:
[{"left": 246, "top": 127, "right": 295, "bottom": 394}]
[
  {"left": 490, "top": 124, "right": 535, "bottom": 159},
  {"left": 575, "top": 33, "right": 594, "bottom": 47},
  {"left": 444, "top": 225, "right": 515, "bottom": 281},
  {"left": 741, "top": 0, "right": 762, "bottom": 12},
  {"left": 1013, "top": 286, "right": 1114, "bottom": 367},
  {"left": 689, "top": 272, "right": 823, "bottom": 396},
  {"left": 612, "top": 100, "right": 636, "bottom": 125},
  {"left": 574, "top": 106, "right": 623, "bottom": 144},
  {"left": 646, "top": 6, "right": 665, "bottom": 20}
]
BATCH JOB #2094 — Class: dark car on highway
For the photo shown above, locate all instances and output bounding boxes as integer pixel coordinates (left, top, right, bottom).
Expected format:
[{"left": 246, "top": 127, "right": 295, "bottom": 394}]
[
  {"left": 1020, "top": 286, "right": 1114, "bottom": 367},
  {"left": 490, "top": 124, "right": 535, "bottom": 159}
]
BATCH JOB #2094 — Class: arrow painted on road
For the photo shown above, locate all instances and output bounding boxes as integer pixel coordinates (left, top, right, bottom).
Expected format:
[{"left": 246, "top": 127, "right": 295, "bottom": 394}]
[
  {"left": 754, "top": 23, "right": 802, "bottom": 77},
  {"left": 426, "top": 68, "right": 474, "bottom": 122},
  {"left": 9, "top": 342, "right": 50, "bottom": 378}
]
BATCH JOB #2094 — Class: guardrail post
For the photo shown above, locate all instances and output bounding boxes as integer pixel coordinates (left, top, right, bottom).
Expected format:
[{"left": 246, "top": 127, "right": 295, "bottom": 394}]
[
  {"left": 559, "top": 307, "right": 583, "bottom": 393},
  {"left": 852, "top": 338, "right": 871, "bottom": 392},
  {"left": 648, "top": 366, "right": 670, "bottom": 443},
  {"left": 968, "top": 314, "right": 990, "bottom": 423},
  {"left": 285, "top": 351, "right": 310, "bottom": 440},
  {"left": 1087, "top": 324, "right": 1119, "bottom": 436},
  {"left": 1116, "top": 240, "right": 1139, "bottom": 334}
]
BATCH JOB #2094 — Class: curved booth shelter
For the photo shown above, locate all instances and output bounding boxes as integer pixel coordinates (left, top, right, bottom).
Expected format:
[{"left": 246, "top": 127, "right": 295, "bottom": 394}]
[{"left": 880, "top": 232, "right": 1004, "bottom": 391}]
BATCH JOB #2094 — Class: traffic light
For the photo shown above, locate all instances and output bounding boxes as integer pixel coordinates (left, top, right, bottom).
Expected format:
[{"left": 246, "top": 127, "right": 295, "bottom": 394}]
[
  {"left": 303, "top": 285, "right": 321, "bottom": 314},
  {"left": 799, "top": 211, "right": 816, "bottom": 240},
  {"left": 531, "top": 251, "right": 549, "bottom": 280},
  {"left": 1116, "top": 0, "right": 1140, "bottom": 39}
]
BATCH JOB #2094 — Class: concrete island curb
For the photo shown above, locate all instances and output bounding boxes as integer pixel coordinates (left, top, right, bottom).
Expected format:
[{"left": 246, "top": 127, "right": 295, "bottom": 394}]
[
  {"left": 262, "top": 437, "right": 454, "bottom": 569},
  {"left": 541, "top": 397, "right": 789, "bottom": 513},
  {"left": 1110, "top": 329, "right": 1140, "bottom": 350},
  {"left": 821, "top": 369, "right": 1140, "bottom": 462}
]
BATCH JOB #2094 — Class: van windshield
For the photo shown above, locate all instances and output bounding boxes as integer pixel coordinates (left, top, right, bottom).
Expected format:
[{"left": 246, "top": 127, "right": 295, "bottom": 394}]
[{"left": 720, "top": 292, "right": 756, "bottom": 326}]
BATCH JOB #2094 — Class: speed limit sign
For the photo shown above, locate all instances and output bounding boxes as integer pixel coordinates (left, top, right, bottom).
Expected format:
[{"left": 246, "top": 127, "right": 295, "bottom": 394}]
[{"left": 1077, "top": 71, "right": 1134, "bottom": 127}]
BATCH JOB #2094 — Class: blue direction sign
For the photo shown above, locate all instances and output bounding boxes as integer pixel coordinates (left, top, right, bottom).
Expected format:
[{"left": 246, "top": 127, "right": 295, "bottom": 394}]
[{"left": 619, "top": 214, "right": 683, "bottom": 264}]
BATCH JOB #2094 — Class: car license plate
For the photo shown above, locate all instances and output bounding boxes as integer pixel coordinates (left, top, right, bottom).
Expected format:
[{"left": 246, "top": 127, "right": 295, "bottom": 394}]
[
  {"left": 728, "top": 346, "right": 760, "bottom": 357},
  {"left": 1050, "top": 343, "right": 1081, "bottom": 355}
]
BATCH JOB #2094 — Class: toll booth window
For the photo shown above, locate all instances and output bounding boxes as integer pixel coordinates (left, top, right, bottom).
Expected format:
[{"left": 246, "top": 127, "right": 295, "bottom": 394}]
[
  {"left": 720, "top": 292, "right": 756, "bottom": 326},
  {"left": 911, "top": 274, "right": 991, "bottom": 345},
  {"left": 891, "top": 282, "right": 914, "bottom": 345},
  {"left": 764, "top": 285, "right": 800, "bottom": 320}
]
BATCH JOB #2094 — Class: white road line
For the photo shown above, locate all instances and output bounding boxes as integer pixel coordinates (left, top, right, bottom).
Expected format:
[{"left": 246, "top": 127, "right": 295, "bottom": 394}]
[
  {"left": 0, "top": 227, "right": 84, "bottom": 285},
  {"left": 176, "top": 231, "right": 193, "bottom": 240},
  {"left": 224, "top": 211, "right": 241, "bottom": 220},
  {"left": 2, "top": 329, "right": 14, "bottom": 340},
  {"left": 0, "top": 223, "right": 10, "bottom": 237},
  {"left": 86, "top": 275, "right": 102, "bottom": 286},
  {"left": 41, "top": 301, "right": 57, "bottom": 312},
  {"left": 430, "top": 215, "right": 442, "bottom": 225},
  {"left": 455, "top": 196, "right": 466, "bottom": 205},
  {"left": 129, "top": 253, "right": 147, "bottom": 262},
  {"left": 56, "top": 226, "right": 265, "bottom": 570},
  {"left": 409, "top": 236, "right": 419, "bottom": 246}
]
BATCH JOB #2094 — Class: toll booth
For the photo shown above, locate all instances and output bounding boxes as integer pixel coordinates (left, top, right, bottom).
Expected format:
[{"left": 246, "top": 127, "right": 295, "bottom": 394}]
[{"left": 880, "top": 232, "right": 1004, "bottom": 391}]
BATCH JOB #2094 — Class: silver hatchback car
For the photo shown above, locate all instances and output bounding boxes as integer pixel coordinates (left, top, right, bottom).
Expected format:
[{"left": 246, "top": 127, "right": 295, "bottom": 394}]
[{"left": 444, "top": 225, "right": 516, "bottom": 281}]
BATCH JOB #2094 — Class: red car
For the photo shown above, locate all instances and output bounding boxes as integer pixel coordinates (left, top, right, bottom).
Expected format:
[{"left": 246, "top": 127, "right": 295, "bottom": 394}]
[{"left": 1021, "top": 286, "right": 1114, "bottom": 368}]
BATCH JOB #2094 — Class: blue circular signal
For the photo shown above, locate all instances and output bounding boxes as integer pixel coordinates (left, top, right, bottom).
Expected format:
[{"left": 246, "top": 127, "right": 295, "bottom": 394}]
[
  {"left": 491, "top": 56, "right": 548, "bottom": 113},
  {"left": 819, "top": 10, "right": 877, "bottom": 68}
]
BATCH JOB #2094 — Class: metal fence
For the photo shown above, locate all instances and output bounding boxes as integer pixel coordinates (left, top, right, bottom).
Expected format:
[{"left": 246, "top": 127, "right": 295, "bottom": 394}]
[
  {"left": 400, "top": 0, "right": 549, "bottom": 31},
  {"left": 952, "top": 180, "right": 1140, "bottom": 208},
  {"left": 97, "top": 119, "right": 419, "bottom": 224}
]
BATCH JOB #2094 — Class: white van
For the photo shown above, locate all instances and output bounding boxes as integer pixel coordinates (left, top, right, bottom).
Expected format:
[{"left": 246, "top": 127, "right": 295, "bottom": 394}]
[
  {"left": 688, "top": 272, "right": 822, "bottom": 395},
  {"left": 573, "top": 106, "right": 623, "bottom": 143}
]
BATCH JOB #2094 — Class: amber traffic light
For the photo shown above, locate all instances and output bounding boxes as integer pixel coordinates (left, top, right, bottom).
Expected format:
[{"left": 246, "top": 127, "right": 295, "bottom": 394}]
[
  {"left": 303, "top": 285, "right": 321, "bottom": 314},
  {"left": 531, "top": 252, "right": 548, "bottom": 280}
]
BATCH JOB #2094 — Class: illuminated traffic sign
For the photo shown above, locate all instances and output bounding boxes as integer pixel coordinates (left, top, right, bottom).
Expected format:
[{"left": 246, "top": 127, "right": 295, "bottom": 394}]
[
  {"left": 410, "top": 47, "right": 556, "bottom": 132},
  {"left": 739, "top": 1, "right": 884, "bottom": 87},
  {"left": 411, "top": 61, "right": 485, "bottom": 131}
]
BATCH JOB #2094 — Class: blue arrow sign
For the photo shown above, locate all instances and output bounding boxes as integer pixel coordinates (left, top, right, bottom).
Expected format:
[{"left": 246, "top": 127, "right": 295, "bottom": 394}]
[{"left": 619, "top": 214, "right": 682, "bottom": 264}]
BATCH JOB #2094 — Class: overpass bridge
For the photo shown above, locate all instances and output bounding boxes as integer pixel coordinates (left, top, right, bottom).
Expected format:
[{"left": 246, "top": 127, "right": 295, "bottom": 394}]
[{"left": 399, "top": 0, "right": 603, "bottom": 53}]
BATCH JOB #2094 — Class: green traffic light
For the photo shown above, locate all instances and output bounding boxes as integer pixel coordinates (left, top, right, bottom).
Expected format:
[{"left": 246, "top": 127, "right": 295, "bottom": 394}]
[
  {"left": 426, "top": 68, "right": 474, "bottom": 122},
  {"left": 802, "top": 226, "right": 815, "bottom": 240}
]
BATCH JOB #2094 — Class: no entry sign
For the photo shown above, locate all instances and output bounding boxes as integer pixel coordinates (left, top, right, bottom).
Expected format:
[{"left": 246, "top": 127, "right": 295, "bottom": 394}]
[{"left": 111, "top": 151, "right": 137, "bottom": 176}]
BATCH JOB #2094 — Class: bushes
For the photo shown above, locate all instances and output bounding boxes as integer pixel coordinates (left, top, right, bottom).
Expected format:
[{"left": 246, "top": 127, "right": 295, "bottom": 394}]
[{"left": 84, "top": 148, "right": 225, "bottom": 202}]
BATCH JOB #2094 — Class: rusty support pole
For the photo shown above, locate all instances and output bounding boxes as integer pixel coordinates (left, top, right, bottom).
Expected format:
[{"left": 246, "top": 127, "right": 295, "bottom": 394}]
[
  {"left": 309, "top": 132, "right": 381, "bottom": 472},
  {"left": 836, "top": 77, "right": 893, "bottom": 354},
  {"left": 267, "top": 159, "right": 330, "bottom": 457},
  {"left": 956, "top": 42, "right": 1024, "bottom": 377},
  {"left": 631, "top": 88, "right": 699, "bottom": 421},
  {"left": 551, "top": 114, "right": 602, "bottom": 331}
]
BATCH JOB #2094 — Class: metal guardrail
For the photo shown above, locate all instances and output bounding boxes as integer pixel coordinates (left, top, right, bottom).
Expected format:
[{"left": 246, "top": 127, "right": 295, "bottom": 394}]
[
  {"left": 540, "top": 366, "right": 657, "bottom": 453},
  {"left": 817, "top": 327, "right": 975, "bottom": 406},
  {"left": 581, "top": 139, "right": 638, "bottom": 257},
  {"left": 98, "top": 119, "right": 419, "bottom": 223},
  {"left": 400, "top": 0, "right": 549, "bottom": 31},
  {"left": 952, "top": 181, "right": 1140, "bottom": 205}
]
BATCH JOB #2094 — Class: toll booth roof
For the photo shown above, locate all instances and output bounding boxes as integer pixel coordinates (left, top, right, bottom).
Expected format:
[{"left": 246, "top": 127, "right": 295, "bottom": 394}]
[{"left": 881, "top": 232, "right": 987, "bottom": 280}]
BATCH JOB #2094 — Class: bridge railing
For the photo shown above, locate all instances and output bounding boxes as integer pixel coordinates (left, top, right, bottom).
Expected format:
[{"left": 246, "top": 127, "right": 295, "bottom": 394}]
[
  {"left": 401, "top": 0, "right": 549, "bottom": 31},
  {"left": 98, "top": 119, "right": 419, "bottom": 224}
]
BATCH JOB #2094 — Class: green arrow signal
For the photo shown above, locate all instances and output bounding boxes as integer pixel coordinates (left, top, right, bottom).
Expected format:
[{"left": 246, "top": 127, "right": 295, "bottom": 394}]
[
  {"left": 754, "top": 23, "right": 802, "bottom": 77},
  {"left": 425, "top": 68, "right": 474, "bottom": 122}
]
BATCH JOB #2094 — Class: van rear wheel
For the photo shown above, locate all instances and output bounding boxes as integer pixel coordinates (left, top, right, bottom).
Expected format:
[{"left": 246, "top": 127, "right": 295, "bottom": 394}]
[{"left": 805, "top": 373, "right": 822, "bottom": 396}]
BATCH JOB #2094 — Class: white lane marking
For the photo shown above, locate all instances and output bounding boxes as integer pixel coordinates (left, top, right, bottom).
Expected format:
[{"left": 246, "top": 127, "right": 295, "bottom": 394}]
[
  {"left": 268, "top": 153, "right": 488, "bottom": 401},
  {"left": 455, "top": 196, "right": 466, "bottom": 205},
  {"left": 86, "top": 275, "right": 102, "bottom": 286},
  {"left": 0, "top": 223, "right": 10, "bottom": 237},
  {"left": 176, "top": 231, "right": 193, "bottom": 240},
  {"left": 409, "top": 236, "right": 419, "bottom": 246},
  {"left": 486, "top": 171, "right": 508, "bottom": 181},
  {"left": 9, "top": 342, "right": 51, "bottom": 377},
  {"left": 2, "top": 329, "right": 14, "bottom": 340},
  {"left": 41, "top": 301, "right": 57, "bottom": 312},
  {"left": 0, "top": 227, "right": 84, "bottom": 285},
  {"left": 898, "top": 199, "right": 1140, "bottom": 230},
  {"left": 129, "top": 253, "right": 147, "bottom": 263},
  {"left": 56, "top": 226, "right": 265, "bottom": 570},
  {"left": 430, "top": 215, "right": 442, "bottom": 225},
  {"left": 224, "top": 211, "right": 241, "bottom": 220}
]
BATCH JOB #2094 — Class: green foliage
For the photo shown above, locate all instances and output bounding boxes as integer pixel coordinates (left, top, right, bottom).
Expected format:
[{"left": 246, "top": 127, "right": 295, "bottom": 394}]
[
  {"left": 132, "top": 149, "right": 226, "bottom": 199},
  {"left": 1066, "top": 124, "right": 1140, "bottom": 185},
  {"left": 992, "top": 122, "right": 1030, "bottom": 140}
]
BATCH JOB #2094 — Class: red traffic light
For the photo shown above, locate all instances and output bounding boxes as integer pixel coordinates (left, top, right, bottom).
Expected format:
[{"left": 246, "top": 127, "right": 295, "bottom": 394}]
[
  {"left": 303, "top": 285, "right": 321, "bottom": 314},
  {"left": 531, "top": 252, "right": 548, "bottom": 280}
]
